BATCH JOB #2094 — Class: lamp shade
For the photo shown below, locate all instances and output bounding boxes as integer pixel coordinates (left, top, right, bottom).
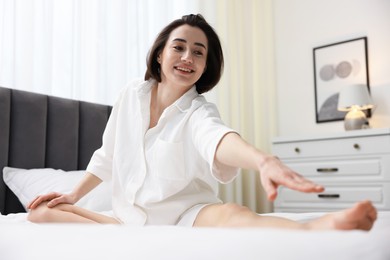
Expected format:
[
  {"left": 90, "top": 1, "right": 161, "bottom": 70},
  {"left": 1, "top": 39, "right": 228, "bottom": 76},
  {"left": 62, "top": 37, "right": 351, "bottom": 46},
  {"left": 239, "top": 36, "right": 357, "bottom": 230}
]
[{"left": 337, "top": 84, "right": 374, "bottom": 111}]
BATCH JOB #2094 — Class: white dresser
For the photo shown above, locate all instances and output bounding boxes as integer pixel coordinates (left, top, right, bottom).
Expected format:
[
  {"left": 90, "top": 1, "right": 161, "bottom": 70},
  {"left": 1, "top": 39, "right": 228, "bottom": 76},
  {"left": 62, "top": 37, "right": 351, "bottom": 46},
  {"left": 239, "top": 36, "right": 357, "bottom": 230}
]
[{"left": 272, "top": 128, "right": 390, "bottom": 212}]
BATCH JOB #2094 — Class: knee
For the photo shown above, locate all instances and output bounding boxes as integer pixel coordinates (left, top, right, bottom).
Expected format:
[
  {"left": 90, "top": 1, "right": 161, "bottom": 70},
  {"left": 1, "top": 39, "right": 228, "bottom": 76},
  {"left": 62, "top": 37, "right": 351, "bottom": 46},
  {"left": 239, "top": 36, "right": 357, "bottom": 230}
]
[
  {"left": 218, "top": 203, "right": 253, "bottom": 225},
  {"left": 220, "top": 203, "right": 251, "bottom": 216},
  {"left": 195, "top": 203, "right": 254, "bottom": 227},
  {"left": 27, "top": 203, "right": 55, "bottom": 223}
]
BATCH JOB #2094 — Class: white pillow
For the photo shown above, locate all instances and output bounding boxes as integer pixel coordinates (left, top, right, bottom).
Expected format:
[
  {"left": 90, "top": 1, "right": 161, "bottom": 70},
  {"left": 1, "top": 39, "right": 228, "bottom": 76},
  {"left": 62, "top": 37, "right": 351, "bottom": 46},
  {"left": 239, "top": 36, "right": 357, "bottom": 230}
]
[{"left": 2, "top": 167, "right": 112, "bottom": 212}]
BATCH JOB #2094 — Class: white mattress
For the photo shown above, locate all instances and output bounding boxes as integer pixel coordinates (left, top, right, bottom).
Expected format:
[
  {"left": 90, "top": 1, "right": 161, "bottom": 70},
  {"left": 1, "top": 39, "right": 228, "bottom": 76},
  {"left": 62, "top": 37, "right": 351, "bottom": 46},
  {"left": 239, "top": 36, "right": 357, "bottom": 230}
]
[{"left": 1, "top": 211, "right": 389, "bottom": 260}]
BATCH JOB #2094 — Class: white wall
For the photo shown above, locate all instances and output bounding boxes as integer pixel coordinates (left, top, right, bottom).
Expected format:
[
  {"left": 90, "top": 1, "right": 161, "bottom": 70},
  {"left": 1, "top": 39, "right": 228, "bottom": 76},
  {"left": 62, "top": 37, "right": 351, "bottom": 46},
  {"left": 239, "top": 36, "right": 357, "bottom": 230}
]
[{"left": 274, "top": 0, "right": 390, "bottom": 137}]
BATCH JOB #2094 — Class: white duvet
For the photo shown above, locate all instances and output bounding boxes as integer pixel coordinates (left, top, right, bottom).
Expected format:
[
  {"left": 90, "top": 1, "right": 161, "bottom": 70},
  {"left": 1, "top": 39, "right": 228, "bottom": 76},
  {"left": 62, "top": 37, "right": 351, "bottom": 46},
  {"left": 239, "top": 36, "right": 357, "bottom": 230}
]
[{"left": 1, "top": 211, "right": 389, "bottom": 260}]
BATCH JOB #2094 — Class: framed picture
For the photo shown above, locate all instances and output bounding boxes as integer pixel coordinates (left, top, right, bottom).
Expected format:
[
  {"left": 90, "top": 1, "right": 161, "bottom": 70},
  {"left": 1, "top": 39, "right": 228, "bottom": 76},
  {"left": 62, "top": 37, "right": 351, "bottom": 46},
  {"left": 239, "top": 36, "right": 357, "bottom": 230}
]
[{"left": 313, "top": 37, "right": 370, "bottom": 123}]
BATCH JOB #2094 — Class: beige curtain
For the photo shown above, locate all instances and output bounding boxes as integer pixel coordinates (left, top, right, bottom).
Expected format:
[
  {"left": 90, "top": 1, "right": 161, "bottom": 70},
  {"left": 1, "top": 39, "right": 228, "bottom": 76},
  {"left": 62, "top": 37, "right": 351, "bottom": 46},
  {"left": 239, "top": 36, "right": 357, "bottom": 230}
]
[
  {"left": 209, "top": 0, "right": 277, "bottom": 213},
  {"left": 0, "top": 0, "right": 202, "bottom": 105}
]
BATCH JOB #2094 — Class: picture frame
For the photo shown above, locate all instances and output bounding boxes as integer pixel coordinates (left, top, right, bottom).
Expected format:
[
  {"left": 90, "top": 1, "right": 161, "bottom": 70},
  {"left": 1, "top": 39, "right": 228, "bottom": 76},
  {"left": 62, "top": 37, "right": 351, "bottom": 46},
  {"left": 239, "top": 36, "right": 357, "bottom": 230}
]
[{"left": 313, "top": 37, "right": 370, "bottom": 123}]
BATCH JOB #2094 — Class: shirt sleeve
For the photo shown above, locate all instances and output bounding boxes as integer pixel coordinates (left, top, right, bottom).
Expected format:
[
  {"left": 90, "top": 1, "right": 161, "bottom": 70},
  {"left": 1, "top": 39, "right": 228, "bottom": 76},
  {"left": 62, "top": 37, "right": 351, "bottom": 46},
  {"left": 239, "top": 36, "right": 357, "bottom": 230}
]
[
  {"left": 190, "top": 101, "right": 240, "bottom": 184},
  {"left": 86, "top": 87, "right": 126, "bottom": 182}
]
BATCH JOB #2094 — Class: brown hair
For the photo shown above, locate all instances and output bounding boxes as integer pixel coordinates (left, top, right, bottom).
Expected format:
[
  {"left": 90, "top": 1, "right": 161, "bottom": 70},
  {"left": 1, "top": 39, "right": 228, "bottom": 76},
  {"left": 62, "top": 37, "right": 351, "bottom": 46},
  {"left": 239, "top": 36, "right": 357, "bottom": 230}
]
[{"left": 144, "top": 14, "right": 223, "bottom": 94}]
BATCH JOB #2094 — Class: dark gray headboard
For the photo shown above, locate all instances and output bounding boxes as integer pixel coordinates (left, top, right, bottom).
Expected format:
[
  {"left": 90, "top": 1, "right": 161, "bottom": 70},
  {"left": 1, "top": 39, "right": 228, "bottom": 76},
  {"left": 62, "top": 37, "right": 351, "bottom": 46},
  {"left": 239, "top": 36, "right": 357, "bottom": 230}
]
[{"left": 0, "top": 86, "right": 112, "bottom": 215}]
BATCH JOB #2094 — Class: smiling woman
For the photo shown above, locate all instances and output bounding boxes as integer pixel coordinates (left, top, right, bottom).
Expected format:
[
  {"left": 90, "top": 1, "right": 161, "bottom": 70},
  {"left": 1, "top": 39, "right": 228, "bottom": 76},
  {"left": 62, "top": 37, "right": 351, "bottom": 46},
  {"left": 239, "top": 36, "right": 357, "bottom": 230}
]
[
  {"left": 144, "top": 14, "right": 223, "bottom": 95},
  {"left": 157, "top": 24, "right": 208, "bottom": 96},
  {"left": 25, "top": 14, "right": 377, "bottom": 233}
]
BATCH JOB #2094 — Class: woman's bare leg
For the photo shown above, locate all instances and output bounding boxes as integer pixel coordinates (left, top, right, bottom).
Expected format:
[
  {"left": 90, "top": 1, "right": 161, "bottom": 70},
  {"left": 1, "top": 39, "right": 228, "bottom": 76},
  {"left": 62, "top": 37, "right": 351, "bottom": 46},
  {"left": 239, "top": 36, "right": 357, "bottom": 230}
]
[
  {"left": 28, "top": 202, "right": 120, "bottom": 224},
  {"left": 194, "top": 200, "right": 377, "bottom": 231}
]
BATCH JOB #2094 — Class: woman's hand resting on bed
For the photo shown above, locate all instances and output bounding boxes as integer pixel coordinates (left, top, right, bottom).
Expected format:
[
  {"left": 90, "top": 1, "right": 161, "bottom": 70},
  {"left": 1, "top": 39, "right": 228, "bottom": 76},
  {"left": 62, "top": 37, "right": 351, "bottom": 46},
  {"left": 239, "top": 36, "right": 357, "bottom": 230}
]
[
  {"left": 27, "top": 192, "right": 78, "bottom": 210},
  {"left": 27, "top": 172, "right": 102, "bottom": 210}
]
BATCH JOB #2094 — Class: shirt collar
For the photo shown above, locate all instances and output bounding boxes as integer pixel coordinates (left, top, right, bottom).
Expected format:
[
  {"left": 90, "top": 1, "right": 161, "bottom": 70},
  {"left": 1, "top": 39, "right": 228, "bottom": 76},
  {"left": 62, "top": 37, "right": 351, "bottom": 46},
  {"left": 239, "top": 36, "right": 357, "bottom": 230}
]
[
  {"left": 136, "top": 79, "right": 200, "bottom": 112},
  {"left": 136, "top": 79, "right": 155, "bottom": 96},
  {"left": 173, "top": 86, "right": 199, "bottom": 112}
]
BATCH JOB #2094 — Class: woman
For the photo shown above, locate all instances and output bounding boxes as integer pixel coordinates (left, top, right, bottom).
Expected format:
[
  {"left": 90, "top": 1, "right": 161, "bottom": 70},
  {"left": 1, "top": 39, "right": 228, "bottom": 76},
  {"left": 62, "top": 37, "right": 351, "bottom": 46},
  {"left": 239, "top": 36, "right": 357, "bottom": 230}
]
[{"left": 28, "top": 14, "right": 377, "bottom": 230}]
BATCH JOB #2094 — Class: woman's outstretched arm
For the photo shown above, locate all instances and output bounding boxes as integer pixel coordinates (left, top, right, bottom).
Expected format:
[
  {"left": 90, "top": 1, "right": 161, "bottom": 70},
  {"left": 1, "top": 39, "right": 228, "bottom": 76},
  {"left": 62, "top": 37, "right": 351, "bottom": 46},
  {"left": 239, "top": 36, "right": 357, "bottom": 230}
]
[{"left": 214, "top": 132, "right": 324, "bottom": 201}]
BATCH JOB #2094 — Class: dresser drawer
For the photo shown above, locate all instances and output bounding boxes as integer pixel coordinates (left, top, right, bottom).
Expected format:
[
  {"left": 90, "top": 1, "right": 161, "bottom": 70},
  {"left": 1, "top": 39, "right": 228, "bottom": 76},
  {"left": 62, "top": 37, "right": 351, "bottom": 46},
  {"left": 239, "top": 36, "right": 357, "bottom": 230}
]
[
  {"left": 284, "top": 155, "right": 390, "bottom": 182},
  {"left": 272, "top": 129, "right": 390, "bottom": 212},
  {"left": 274, "top": 183, "right": 390, "bottom": 212},
  {"left": 273, "top": 135, "right": 390, "bottom": 159}
]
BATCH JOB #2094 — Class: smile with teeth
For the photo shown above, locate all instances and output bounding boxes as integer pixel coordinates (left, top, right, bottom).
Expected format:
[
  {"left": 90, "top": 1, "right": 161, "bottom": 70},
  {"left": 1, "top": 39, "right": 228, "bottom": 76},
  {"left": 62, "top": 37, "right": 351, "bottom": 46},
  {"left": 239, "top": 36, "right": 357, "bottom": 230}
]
[{"left": 175, "top": 66, "right": 194, "bottom": 73}]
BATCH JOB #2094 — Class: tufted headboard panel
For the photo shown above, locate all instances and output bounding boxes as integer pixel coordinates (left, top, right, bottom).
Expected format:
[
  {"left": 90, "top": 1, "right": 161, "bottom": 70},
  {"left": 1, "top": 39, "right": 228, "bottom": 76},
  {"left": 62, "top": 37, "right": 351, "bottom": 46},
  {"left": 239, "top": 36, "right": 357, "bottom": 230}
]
[{"left": 0, "top": 86, "right": 112, "bottom": 214}]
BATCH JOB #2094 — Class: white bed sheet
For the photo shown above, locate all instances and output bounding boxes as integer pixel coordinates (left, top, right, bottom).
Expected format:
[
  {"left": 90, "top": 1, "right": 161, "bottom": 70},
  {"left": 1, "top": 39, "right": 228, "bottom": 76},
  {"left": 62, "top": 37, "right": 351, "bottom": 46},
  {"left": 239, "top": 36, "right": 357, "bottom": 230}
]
[{"left": 1, "top": 211, "right": 389, "bottom": 260}]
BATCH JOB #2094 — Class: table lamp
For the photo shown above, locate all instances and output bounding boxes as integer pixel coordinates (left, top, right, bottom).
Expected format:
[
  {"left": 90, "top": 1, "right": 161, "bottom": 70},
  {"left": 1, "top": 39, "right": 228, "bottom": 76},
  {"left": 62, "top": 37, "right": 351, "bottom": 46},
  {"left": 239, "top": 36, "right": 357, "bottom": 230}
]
[{"left": 337, "top": 84, "right": 374, "bottom": 131}]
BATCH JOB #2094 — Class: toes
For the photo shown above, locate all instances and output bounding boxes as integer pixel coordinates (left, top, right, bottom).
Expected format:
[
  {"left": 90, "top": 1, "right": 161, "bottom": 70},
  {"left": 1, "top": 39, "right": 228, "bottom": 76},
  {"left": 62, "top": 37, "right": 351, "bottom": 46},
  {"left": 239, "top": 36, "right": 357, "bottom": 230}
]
[
  {"left": 361, "top": 217, "right": 374, "bottom": 231},
  {"left": 369, "top": 207, "right": 378, "bottom": 222},
  {"left": 360, "top": 200, "right": 377, "bottom": 222},
  {"left": 357, "top": 201, "right": 377, "bottom": 230}
]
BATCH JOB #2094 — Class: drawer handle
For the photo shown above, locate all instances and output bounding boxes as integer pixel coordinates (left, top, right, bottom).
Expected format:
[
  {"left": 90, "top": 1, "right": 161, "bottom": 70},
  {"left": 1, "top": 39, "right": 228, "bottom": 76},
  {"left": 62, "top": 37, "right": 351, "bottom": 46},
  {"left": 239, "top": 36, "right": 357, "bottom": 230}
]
[
  {"left": 318, "top": 194, "right": 340, "bottom": 199},
  {"left": 294, "top": 147, "right": 300, "bottom": 153},
  {"left": 317, "top": 168, "right": 338, "bottom": 173},
  {"left": 353, "top": 143, "right": 360, "bottom": 150}
]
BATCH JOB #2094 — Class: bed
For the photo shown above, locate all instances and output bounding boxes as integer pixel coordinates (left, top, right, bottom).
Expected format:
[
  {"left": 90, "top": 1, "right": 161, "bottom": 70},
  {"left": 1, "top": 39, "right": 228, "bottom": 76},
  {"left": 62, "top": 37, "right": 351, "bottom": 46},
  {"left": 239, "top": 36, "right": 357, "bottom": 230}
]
[{"left": 1, "top": 86, "right": 390, "bottom": 260}]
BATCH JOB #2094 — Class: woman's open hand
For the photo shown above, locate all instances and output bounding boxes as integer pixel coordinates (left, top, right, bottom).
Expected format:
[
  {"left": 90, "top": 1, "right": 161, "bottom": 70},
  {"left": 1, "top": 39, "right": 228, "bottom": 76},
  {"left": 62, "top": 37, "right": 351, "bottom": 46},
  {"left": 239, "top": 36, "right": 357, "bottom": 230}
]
[{"left": 258, "top": 156, "right": 324, "bottom": 201}]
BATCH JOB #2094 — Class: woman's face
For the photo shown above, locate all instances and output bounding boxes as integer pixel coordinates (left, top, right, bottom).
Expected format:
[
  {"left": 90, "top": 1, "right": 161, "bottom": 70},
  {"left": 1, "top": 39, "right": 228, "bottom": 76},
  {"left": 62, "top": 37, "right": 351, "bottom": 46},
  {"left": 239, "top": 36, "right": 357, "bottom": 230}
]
[{"left": 158, "top": 24, "right": 208, "bottom": 90}]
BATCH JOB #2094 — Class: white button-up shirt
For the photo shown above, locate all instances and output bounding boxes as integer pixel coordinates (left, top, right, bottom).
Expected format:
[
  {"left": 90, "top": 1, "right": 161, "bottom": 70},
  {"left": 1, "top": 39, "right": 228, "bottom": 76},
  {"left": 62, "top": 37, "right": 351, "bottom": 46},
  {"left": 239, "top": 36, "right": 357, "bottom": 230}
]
[{"left": 87, "top": 79, "right": 239, "bottom": 225}]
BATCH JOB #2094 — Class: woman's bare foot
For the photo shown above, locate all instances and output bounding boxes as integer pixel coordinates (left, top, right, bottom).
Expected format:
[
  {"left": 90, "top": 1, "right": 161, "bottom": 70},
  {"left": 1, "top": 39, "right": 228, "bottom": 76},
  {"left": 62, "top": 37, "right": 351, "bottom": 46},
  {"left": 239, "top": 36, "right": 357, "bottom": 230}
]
[{"left": 305, "top": 200, "right": 377, "bottom": 231}]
